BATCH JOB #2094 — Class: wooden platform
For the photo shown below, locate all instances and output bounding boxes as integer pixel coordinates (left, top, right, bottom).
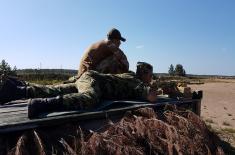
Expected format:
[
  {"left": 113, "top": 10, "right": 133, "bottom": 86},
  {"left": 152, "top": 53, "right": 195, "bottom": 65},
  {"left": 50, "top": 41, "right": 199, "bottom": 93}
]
[{"left": 0, "top": 96, "right": 201, "bottom": 133}]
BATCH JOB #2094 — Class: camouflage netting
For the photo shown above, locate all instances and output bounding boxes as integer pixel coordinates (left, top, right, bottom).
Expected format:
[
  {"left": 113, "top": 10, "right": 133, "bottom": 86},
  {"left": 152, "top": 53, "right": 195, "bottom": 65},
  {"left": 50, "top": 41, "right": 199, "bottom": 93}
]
[{"left": 1, "top": 107, "right": 224, "bottom": 155}]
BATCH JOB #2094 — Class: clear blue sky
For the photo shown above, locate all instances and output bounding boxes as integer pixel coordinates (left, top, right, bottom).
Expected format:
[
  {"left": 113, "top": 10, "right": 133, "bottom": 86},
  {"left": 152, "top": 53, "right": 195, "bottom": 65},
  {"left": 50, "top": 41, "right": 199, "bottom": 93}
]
[{"left": 0, "top": 0, "right": 234, "bottom": 75}]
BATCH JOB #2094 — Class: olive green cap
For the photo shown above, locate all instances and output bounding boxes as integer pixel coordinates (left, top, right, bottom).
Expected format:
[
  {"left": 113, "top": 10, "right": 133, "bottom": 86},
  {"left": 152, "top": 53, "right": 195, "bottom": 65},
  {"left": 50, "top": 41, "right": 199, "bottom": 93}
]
[{"left": 107, "top": 28, "right": 126, "bottom": 42}]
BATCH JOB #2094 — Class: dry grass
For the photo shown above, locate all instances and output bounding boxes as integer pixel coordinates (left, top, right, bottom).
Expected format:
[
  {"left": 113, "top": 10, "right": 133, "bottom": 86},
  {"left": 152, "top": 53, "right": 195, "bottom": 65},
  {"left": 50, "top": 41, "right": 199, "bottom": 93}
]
[
  {"left": 201, "top": 78, "right": 235, "bottom": 83},
  {"left": 223, "top": 121, "right": 231, "bottom": 126},
  {"left": 222, "top": 128, "right": 235, "bottom": 134},
  {"left": 205, "top": 118, "right": 214, "bottom": 124},
  {"left": 206, "top": 125, "right": 235, "bottom": 154}
]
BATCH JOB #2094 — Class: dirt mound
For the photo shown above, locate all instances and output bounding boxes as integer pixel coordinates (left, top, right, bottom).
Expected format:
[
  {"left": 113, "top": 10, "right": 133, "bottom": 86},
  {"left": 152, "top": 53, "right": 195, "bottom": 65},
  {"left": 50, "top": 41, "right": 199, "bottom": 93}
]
[{"left": 4, "top": 107, "right": 224, "bottom": 155}]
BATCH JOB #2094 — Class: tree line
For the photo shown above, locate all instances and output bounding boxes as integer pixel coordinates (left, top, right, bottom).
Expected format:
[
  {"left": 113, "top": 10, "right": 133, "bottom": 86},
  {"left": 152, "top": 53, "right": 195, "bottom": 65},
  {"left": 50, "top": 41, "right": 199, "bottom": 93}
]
[
  {"left": 168, "top": 64, "right": 186, "bottom": 76},
  {"left": 0, "top": 59, "right": 17, "bottom": 76},
  {"left": 0, "top": 59, "right": 187, "bottom": 81},
  {"left": 0, "top": 60, "right": 77, "bottom": 83}
]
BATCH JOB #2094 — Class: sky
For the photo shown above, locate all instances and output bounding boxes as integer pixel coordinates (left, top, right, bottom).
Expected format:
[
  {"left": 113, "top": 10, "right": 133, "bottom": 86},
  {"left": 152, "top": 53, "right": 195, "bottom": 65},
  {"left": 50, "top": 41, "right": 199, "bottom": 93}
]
[{"left": 0, "top": 0, "right": 235, "bottom": 75}]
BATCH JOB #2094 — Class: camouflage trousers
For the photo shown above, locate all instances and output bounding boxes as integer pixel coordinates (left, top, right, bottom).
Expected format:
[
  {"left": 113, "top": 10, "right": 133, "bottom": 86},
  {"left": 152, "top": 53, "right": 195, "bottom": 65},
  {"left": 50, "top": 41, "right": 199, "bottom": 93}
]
[{"left": 27, "top": 71, "right": 148, "bottom": 110}]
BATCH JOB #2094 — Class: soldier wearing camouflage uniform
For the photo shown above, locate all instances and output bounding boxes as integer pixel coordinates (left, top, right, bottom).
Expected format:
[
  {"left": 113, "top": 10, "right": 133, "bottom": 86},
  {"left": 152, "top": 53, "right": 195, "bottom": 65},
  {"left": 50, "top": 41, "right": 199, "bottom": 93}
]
[
  {"left": 0, "top": 62, "right": 158, "bottom": 118},
  {"left": 78, "top": 28, "right": 129, "bottom": 78}
]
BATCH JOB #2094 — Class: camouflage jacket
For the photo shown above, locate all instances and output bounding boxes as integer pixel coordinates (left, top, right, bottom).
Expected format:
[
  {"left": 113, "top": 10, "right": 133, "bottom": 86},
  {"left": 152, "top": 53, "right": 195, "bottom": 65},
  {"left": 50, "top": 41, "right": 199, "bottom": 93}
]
[{"left": 76, "top": 70, "right": 149, "bottom": 101}]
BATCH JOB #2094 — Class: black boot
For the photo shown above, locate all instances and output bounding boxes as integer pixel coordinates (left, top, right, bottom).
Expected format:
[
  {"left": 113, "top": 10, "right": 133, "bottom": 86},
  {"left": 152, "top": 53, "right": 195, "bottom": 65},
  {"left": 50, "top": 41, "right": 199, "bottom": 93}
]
[
  {"left": 0, "top": 77, "right": 26, "bottom": 104},
  {"left": 28, "top": 96, "right": 63, "bottom": 119}
]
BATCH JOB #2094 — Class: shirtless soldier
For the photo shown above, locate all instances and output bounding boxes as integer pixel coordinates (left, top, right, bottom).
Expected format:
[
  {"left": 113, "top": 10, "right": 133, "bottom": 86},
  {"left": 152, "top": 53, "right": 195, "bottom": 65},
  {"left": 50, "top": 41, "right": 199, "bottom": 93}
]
[{"left": 78, "top": 28, "right": 129, "bottom": 78}]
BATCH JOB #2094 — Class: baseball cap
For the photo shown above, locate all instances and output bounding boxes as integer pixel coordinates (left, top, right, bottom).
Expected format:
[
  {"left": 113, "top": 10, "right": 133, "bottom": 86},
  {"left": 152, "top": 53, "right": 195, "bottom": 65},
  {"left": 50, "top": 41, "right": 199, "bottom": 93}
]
[{"left": 107, "top": 28, "right": 126, "bottom": 42}]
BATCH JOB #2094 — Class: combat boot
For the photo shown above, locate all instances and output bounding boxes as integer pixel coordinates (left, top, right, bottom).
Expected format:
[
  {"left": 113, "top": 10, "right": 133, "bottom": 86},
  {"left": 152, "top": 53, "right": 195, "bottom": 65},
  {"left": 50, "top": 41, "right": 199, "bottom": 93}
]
[
  {"left": 28, "top": 96, "right": 63, "bottom": 119},
  {"left": 0, "top": 76, "right": 27, "bottom": 104}
]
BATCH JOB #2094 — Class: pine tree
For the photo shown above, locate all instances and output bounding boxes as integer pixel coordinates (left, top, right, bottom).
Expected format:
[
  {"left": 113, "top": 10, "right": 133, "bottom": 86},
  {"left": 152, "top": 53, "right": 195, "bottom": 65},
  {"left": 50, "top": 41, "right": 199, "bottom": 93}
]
[
  {"left": 174, "top": 64, "right": 186, "bottom": 76},
  {"left": 168, "top": 64, "right": 174, "bottom": 76},
  {"left": 0, "top": 59, "right": 17, "bottom": 76}
]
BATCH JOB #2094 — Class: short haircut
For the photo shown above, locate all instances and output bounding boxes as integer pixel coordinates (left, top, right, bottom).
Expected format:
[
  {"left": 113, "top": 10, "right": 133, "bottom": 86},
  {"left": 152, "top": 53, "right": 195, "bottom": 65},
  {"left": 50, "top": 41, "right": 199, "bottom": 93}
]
[{"left": 136, "top": 62, "right": 153, "bottom": 78}]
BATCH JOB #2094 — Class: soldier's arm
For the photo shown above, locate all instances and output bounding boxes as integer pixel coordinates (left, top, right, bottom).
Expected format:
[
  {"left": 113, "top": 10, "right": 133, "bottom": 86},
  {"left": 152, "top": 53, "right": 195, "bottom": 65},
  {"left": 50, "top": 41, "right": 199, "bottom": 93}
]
[
  {"left": 115, "top": 49, "right": 129, "bottom": 71},
  {"left": 146, "top": 89, "right": 158, "bottom": 102},
  {"left": 81, "top": 52, "right": 95, "bottom": 71},
  {"left": 135, "top": 83, "right": 159, "bottom": 103}
]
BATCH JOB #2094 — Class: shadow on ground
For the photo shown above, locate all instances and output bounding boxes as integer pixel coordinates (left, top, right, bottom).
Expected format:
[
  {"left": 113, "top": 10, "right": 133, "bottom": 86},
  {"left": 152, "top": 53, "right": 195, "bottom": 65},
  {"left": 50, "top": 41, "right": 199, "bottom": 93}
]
[{"left": 220, "top": 139, "right": 235, "bottom": 154}]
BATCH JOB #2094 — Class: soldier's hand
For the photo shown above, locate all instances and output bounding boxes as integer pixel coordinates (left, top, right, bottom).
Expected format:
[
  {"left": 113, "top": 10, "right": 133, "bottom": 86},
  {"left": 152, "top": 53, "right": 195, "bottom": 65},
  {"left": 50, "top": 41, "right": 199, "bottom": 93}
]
[{"left": 147, "top": 90, "right": 158, "bottom": 103}]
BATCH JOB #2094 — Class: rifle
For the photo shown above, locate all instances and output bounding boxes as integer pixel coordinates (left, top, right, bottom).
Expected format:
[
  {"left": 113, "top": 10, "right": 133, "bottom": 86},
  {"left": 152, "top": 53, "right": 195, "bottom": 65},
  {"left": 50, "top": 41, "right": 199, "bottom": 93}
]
[{"left": 150, "top": 80, "right": 182, "bottom": 98}]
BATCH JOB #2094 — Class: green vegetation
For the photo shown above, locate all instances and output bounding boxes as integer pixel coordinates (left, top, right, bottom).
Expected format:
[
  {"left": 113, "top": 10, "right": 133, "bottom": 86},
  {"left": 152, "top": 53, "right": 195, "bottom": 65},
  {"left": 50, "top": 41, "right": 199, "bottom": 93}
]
[
  {"left": 0, "top": 59, "right": 17, "bottom": 76},
  {"left": 175, "top": 64, "right": 186, "bottom": 76},
  {"left": 17, "top": 71, "right": 75, "bottom": 84},
  {"left": 0, "top": 59, "right": 77, "bottom": 85},
  {"left": 17, "top": 68, "right": 77, "bottom": 75},
  {"left": 168, "top": 64, "right": 174, "bottom": 76},
  {"left": 16, "top": 69, "right": 77, "bottom": 85},
  {"left": 168, "top": 64, "right": 186, "bottom": 77}
]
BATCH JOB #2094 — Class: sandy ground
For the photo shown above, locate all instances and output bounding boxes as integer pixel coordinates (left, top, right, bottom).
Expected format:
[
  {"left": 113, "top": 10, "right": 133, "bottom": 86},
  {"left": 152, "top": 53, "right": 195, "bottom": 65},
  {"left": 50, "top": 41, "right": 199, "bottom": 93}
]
[
  {"left": 189, "top": 81, "right": 235, "bottom": 129},
  {"left": 189, "top": 80, "right": 235, "bottom": 147}
]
